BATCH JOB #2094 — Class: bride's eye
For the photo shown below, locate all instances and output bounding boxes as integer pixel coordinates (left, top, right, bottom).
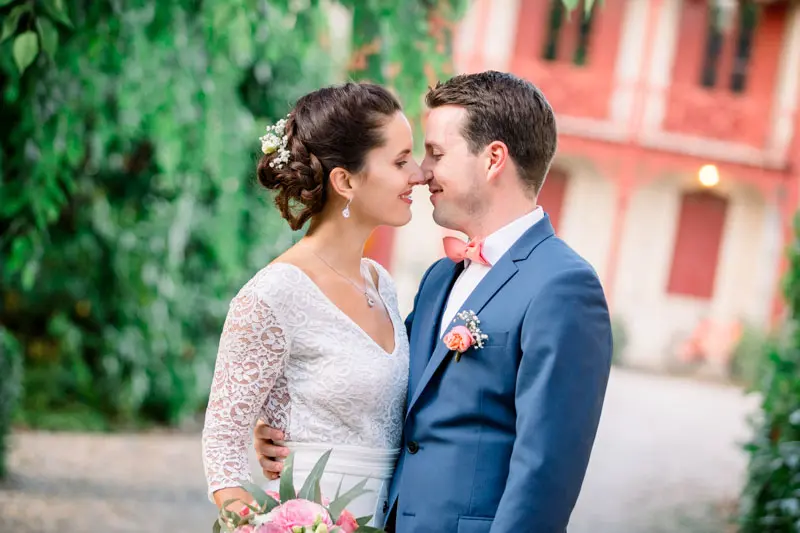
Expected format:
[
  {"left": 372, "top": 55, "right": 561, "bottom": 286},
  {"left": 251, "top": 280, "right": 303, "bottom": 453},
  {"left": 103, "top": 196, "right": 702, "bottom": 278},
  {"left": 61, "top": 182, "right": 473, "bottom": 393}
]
[{"left": 395, "top": 160, "right": 407, "bottom": 169}]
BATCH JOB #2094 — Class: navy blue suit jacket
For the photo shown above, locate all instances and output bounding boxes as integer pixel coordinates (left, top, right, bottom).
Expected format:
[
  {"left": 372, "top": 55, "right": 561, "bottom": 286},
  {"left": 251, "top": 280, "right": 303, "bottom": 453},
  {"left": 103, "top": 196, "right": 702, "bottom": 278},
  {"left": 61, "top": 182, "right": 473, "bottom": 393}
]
[{"left": 387, "top": 215, "right": 612, "bottom": 533}]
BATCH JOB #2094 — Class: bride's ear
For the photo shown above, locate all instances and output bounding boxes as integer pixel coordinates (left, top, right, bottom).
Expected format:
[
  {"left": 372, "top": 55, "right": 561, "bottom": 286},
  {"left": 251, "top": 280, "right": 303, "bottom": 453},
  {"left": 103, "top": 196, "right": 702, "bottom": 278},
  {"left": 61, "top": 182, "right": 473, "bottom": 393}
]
[{"left": 329, "top": 167, "right": 355, "bottom": 202}]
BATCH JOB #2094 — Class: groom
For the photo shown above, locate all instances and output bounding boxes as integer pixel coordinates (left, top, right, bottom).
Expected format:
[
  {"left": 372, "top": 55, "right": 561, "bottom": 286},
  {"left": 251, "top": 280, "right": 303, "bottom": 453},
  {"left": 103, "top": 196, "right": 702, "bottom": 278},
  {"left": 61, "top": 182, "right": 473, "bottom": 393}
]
[{"left": 257, "top": 71, "right": 612, "bottom": 532}]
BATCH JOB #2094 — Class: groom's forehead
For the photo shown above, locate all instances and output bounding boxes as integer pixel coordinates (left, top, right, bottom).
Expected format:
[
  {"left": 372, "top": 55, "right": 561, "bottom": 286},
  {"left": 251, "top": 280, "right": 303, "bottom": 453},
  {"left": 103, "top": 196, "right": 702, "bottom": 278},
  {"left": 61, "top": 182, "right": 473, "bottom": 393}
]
[{"left": 425, "top": 106, "right": 467, "bottom": 143}]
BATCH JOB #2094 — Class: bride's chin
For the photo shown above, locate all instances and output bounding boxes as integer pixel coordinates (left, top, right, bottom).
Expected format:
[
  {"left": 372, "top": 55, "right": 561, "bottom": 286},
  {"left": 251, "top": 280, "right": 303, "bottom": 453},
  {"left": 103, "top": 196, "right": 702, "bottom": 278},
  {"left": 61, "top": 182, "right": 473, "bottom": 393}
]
[{"left": 379, "top": 211, "right": 413, "bottom": 228}]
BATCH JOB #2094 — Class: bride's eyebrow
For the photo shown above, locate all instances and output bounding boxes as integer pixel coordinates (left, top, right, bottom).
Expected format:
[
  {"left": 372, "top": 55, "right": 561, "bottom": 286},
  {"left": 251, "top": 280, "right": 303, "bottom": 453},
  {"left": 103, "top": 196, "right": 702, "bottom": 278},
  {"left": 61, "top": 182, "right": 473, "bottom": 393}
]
[{"left": 395, "top": 149, "right": 411, "bottom": 158}]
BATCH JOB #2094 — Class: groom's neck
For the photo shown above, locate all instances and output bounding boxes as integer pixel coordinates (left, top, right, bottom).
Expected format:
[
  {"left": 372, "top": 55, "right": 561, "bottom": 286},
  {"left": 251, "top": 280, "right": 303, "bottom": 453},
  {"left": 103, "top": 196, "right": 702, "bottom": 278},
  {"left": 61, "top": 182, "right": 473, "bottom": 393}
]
[{"left": 464, "top": 199, "right": 537, "bottom": 240}]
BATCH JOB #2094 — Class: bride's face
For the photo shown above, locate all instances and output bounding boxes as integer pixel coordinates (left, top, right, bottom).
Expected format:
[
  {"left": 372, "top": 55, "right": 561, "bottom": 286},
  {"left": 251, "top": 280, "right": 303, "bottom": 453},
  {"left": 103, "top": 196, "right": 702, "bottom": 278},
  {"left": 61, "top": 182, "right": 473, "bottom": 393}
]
[{"left": 352, "top": 111, "right": 423, "bottom": 227}]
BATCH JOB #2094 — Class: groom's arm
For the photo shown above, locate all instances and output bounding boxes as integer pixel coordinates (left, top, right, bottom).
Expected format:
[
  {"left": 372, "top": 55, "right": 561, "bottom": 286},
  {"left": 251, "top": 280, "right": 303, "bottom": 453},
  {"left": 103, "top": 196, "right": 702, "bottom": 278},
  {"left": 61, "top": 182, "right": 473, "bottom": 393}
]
[{"left": 490, "top": 267, "right": 612, "bottom": 533}]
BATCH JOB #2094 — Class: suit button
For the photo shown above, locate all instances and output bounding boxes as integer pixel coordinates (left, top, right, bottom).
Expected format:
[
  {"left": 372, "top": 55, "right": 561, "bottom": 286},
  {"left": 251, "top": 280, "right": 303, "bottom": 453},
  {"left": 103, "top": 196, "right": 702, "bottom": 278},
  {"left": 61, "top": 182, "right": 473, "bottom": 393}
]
[{"left": 407, "top": 441, "right": 419, "bottom": 454}]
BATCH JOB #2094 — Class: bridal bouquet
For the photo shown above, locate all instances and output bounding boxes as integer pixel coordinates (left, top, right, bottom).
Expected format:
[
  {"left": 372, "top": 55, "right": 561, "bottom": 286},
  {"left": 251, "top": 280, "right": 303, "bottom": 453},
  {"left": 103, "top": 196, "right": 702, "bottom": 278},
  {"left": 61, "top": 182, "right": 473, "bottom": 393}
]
[{"left": 213, "top": 450, "right": 384, "bottom": 533}]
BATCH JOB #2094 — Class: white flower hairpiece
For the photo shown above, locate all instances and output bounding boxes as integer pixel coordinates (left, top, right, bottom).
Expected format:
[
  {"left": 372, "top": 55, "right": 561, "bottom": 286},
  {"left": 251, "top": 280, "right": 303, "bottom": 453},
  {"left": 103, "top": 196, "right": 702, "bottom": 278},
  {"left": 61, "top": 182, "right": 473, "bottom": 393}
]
[{"left": 260, "top": 115, "right": 290, "bottom": 169}]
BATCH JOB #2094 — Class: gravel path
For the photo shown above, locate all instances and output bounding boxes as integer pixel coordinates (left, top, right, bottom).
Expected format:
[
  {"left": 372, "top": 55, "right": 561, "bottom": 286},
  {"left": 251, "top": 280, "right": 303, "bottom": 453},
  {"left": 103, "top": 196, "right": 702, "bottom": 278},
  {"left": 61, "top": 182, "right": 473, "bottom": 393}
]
[
  {"left": 0, "top": 368, "right": 758, "bottom": 532},
  {"left": 570, "top": 369, "right": 758, "bottom": 533}
]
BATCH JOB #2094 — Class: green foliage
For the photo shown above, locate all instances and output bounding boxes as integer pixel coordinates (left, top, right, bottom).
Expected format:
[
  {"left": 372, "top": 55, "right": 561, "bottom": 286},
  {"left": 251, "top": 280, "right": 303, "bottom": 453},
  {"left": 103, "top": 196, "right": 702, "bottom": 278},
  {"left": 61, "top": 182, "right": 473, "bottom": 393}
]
[
  {"left": 0, "top": 327, "right": 23, "bottom": 477},
  {"left": 1, "top": 0, "right": 72, "bottom": 75},
  {"left": 341, "top": 0, "right": 468, "bottom": 122},
  {"left": 729, "top": 322, "right": 776, "bottom": 389},
  {"left": 0, "top": 0, "right": 332, "bottom": 434},
  {"left": 739, "top": 214, "right": 800, "bottom": 532},
  {"left": 0, "top": 0, "right": 474, "bottom": 486}
]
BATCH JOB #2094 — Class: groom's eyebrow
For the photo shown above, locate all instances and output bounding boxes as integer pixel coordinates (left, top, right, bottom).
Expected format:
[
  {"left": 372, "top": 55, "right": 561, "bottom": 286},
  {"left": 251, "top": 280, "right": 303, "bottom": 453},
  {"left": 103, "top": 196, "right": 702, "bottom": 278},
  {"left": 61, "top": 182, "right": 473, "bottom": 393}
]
[{"left": 425, "top": 142, "right": 443, "bottom": 152}]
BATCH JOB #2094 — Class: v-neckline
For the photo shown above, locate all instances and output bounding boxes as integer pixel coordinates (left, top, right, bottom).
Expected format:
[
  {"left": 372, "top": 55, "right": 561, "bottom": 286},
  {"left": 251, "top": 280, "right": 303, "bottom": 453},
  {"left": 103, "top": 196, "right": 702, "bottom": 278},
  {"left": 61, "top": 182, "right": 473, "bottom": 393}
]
[{"left": 273, "top": 261, "right": 399, "bottom": 357}]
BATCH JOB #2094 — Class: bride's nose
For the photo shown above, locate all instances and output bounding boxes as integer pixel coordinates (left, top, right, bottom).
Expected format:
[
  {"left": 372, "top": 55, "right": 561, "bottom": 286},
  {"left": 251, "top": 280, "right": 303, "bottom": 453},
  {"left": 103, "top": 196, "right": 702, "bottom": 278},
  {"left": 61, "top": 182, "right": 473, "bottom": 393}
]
[{"left": 407, "top": 162, "right": 426, "bottom": 185}]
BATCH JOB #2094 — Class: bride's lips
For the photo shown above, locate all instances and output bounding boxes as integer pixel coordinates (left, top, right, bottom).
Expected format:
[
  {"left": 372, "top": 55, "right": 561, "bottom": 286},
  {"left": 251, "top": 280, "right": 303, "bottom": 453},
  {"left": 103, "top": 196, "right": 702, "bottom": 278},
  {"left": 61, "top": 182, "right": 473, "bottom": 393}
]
[{"left": 399, "top": 189, "right": 413, "bottom": 205}]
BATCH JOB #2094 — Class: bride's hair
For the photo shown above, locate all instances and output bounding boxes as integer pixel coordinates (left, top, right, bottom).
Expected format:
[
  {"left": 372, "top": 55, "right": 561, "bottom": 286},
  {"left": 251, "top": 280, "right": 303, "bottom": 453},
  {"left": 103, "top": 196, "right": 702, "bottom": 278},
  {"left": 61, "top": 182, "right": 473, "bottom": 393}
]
[{"left": 257, "top": 83, "right": 402, "bottom": 230}]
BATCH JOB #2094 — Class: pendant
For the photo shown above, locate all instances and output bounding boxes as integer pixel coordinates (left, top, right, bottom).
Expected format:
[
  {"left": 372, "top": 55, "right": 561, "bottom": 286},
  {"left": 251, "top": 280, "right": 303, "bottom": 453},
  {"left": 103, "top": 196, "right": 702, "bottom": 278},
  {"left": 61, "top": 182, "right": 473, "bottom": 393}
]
[{"left": 366, "top": 295, "right": 375, "bottom": 307}]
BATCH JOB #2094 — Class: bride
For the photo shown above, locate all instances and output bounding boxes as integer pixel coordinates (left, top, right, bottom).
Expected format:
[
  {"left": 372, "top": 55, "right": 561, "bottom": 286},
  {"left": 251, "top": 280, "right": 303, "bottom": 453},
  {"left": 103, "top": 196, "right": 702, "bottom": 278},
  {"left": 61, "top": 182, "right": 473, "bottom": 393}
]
[{"left": 201, "top": 82, "right": 423, "bottom": 526}]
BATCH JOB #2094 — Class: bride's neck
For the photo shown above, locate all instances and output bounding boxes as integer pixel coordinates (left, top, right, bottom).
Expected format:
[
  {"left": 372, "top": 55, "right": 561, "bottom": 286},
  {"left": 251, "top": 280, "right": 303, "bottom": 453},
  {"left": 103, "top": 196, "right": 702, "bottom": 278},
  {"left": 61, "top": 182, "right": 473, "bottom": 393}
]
[{"left": 301, "top": 215, "right": 374, "bottom": 277}]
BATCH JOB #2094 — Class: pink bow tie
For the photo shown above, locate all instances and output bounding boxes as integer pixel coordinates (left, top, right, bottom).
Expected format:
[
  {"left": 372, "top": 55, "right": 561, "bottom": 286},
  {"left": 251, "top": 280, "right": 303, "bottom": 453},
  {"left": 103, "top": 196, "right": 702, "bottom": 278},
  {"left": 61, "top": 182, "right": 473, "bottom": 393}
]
[{"left": 443, "top": 236, "right": 491, "bottom": 266}]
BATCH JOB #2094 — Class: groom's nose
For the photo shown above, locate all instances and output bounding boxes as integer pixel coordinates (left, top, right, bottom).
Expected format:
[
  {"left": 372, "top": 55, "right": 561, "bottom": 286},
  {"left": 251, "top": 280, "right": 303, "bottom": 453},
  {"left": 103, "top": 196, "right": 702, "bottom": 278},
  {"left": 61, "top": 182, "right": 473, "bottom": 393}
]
[
  {"left": 420, "top": 156, "right": 435, "bottom": 182},
  {"left": 408, "top": 164, "right": 427, "bottom": 185}
]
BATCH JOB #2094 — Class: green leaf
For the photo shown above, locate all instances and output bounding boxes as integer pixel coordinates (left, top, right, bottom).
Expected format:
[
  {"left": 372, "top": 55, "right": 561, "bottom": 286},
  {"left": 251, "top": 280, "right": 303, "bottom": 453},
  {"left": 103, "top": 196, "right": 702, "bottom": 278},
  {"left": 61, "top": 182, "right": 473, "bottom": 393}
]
[
  {"left": 40, "top": 0, "right": 72, "bottom": 28},
  {"left": 356, "top": 516, "right": 372, "bottom": 527},
  {"left": 328, "top": 479, "right": 372, "bottom": 522},
  {"left": 561, "top": 0, "right": 578, "bottom": 11},
  {"left": 354, "top": 526, "right": 384, "bottom": 533},
  {"left": 240, "top": 481, "right": 280, "bottom": 512},
  {"left": 221, "top": 497, "right": 242, "bottom": 509},
  {"left": 21, "top": 260, "right": 38, "bottom": 290},
  {"left": 279, "top": 452, "right": 297, "bottom": 502},
  {"left": 298, "top": 448, "right": 332, "bottom": 503},
  {"left": 334, "top": 476, "right": 344, "bottom": 501},
  {"left": 212, "top": 519, "right": 222, "bottom": 533},
  {"left": 1, "top": 4, "right": 29, "bottom": 42},
  {"left": 0, "top": 0, "right": 17, "bottom": 6},
  {"left": 36, "top": 18, "right": 57, "bottom": 57},
  {"left": 12, "top": 31, "right": 38, "bottom": 74}
]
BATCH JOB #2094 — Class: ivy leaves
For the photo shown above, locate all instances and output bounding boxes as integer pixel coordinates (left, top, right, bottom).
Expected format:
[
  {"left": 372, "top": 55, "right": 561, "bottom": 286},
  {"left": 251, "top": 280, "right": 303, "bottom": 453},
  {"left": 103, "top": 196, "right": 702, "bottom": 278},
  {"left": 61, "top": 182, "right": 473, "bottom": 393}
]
[{"left": 0, "top": 0, "right": 71, "bottom": 74}]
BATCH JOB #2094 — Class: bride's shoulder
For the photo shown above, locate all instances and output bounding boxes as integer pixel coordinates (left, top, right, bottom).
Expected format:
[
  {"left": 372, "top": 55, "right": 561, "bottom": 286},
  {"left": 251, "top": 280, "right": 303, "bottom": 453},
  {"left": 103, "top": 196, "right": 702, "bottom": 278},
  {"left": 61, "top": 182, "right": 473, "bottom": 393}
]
[{"left": 233, "top": 262, "right": 305, "bottom": 304}]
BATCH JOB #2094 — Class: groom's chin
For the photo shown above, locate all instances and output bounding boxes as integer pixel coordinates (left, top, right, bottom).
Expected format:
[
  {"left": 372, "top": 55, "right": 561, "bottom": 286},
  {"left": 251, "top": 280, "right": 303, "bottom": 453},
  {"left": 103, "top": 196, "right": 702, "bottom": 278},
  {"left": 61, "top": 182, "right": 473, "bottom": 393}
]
[{"left": 431, "top": 209, "right": 458, "bottom": 231}]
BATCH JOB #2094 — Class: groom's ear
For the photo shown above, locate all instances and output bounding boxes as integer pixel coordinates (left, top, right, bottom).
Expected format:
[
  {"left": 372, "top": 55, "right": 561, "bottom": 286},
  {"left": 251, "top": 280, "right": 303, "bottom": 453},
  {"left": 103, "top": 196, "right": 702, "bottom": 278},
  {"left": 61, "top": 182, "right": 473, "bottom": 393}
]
[
  {"left": 485, "top": 140, "right": 510, "bottom": 182},
  {"left": 329, "top": 167, "right": 355, "bottom": 201}
]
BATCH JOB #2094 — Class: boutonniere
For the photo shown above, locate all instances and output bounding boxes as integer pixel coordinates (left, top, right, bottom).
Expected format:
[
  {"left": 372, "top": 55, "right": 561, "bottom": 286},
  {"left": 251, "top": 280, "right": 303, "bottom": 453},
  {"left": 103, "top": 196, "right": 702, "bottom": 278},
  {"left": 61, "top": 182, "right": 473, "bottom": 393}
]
[{"left": 443, "top": 310, "right": 488, "bottom": 362}]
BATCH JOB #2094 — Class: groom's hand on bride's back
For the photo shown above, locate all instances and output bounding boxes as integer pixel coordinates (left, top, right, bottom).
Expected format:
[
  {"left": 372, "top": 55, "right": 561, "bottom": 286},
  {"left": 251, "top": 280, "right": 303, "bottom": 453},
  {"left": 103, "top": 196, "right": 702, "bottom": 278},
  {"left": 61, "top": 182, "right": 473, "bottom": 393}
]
[{"left": 253, "top": 420, "right": 290, "bottom": 480}]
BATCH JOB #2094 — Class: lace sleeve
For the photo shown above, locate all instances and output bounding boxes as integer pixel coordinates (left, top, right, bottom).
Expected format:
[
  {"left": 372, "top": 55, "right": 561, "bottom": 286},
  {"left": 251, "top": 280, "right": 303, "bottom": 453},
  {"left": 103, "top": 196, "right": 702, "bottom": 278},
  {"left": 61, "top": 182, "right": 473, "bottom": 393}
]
[{"left": 201, "top": 276, "right": 291, "bottom": 499}]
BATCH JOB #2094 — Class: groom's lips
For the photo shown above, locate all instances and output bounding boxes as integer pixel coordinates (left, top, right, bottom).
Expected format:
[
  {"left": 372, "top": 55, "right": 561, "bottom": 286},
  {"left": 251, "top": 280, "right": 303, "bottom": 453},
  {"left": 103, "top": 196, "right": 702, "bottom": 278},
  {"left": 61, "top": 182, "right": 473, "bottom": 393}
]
[{"left": 429, "top": 188, "right": 442, "bottom": 204}]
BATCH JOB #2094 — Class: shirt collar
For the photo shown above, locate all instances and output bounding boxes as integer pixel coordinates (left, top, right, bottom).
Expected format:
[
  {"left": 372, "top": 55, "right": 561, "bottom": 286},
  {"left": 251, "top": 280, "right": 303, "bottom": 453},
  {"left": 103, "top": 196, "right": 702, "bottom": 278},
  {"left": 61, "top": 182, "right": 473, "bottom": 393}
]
[{"left": 474, "top": 207, "right": 545, "bottom": 266}]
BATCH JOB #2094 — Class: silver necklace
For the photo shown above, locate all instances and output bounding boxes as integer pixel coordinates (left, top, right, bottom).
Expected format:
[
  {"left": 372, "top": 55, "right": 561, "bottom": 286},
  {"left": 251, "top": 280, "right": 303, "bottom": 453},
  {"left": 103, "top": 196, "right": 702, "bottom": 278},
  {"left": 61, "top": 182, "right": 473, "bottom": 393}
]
[{"left": 311, "top": 251, "right": 376, "bottom": 308}]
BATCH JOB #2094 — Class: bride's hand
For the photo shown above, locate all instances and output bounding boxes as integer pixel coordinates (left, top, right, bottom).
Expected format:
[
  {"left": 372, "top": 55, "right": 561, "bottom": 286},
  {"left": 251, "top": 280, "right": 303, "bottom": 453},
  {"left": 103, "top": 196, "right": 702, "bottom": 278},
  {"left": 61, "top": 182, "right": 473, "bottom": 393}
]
[
  {"left": 254, "top": 419, "right": 290, "bottom": 480},
  {"left": 213, "top": 487, "right": 254, "bottom": 513}
]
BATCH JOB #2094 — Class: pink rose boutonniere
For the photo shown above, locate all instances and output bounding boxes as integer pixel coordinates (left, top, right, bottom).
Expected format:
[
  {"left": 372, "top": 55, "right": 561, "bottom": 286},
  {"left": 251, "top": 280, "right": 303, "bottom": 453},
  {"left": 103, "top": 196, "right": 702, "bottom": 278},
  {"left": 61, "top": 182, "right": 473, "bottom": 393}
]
[{"left": 443, "top": 310, "right": 488, "bottom": 362}]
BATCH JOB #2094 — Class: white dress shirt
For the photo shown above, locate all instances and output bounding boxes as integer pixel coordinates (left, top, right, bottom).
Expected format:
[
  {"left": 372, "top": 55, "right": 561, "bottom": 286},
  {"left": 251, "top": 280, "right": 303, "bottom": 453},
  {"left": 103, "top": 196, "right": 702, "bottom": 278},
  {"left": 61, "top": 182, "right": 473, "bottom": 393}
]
[{"left": 439, "top": 207, "right": 545, "bottom": 337}]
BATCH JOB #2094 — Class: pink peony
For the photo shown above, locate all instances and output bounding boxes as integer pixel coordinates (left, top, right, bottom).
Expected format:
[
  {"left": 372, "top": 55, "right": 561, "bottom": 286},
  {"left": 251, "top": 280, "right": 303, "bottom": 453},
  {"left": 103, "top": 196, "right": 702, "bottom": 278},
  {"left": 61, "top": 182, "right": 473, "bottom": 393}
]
[
  {"left": 254, "top": 525, "right": 287, "bottom": 533},
  {"left": 259, "top": 499, "right": 333, "bottom": 532},
  {"left": 235, "top": 526, "right": 255, "bottom": 533},
  {"left": 335, "top": 509, "right": 360, "bottom": 533},
  {"left": 443, "top": 325, "right": 474, "bottom": 353}
]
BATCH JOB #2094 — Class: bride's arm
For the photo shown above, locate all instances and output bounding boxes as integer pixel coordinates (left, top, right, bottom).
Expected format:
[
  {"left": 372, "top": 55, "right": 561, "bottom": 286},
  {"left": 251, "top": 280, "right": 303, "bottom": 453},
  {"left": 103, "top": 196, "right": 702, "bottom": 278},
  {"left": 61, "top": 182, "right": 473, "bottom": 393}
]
[{"left": 202, "top": 279, "right": 291, "bottom": 510}]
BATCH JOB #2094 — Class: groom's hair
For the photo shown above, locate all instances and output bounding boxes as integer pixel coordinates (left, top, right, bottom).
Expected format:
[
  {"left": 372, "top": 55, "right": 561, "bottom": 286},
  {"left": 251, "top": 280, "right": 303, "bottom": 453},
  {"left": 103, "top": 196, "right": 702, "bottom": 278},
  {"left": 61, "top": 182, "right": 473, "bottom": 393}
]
[{"left": 426, "top": 71, "right": 556, "bottom": 196}]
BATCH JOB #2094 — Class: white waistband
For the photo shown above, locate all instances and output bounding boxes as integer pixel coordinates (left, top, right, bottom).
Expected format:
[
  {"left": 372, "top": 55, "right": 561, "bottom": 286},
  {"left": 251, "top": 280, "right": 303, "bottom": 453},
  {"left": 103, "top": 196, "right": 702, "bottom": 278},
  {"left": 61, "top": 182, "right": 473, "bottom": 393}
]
[{"left": 278, "top": 442, "right": 399, "bottom": 480}]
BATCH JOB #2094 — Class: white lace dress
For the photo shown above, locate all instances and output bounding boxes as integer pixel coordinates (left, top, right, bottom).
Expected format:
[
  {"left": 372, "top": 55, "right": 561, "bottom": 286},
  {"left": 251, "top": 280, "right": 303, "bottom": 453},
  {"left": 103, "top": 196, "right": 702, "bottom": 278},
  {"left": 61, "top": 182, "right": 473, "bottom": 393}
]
[{"left": 202, "top": 259, "right": 409, "bottom": 525}]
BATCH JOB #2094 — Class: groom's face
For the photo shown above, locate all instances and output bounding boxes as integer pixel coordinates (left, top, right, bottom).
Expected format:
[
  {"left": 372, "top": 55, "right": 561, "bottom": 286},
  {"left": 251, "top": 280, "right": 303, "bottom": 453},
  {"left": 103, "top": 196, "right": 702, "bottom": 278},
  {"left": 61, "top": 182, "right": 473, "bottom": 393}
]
[{"left": 422, "top": 106, "right": 486, "bottom": 234}]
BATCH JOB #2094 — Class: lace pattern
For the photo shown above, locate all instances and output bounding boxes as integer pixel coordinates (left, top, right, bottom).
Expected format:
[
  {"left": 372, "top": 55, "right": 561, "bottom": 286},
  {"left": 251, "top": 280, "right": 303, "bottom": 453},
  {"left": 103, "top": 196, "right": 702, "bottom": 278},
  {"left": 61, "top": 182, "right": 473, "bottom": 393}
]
[
  {"left": 202, "top": 271, "right": 292, "bottom": 495},
  {"left": 202, "top": 259, "right": 409, "bottom": 498}
]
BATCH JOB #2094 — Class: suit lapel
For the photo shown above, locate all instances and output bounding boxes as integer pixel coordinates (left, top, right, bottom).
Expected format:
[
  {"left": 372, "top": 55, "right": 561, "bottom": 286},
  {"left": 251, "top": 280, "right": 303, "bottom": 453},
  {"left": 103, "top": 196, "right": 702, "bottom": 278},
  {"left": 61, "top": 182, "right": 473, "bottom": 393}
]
[
  {"left": 407, "top": 260, "right": 463, "bottom": 407},
  {"left": 407, "top": 256, "right": 519, "bottom": 415},
  {"left": 406, "top": 215, "right": 557, "bottom": 416}
]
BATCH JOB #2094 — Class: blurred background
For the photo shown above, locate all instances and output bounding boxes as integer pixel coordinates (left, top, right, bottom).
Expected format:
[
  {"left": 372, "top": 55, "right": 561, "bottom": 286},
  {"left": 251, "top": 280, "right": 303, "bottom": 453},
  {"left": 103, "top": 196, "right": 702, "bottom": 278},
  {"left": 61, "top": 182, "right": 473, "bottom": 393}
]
[{"left": 1, "top": 0, "right": 800, "bottom": 531}]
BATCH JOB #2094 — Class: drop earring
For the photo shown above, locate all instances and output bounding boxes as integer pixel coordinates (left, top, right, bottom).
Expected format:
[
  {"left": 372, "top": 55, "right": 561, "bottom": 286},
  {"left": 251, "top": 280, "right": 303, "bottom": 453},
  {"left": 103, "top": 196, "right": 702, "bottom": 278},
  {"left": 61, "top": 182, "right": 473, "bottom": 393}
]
[{"left": 342, "top": 198, "right": 352, "bottom": 219}]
